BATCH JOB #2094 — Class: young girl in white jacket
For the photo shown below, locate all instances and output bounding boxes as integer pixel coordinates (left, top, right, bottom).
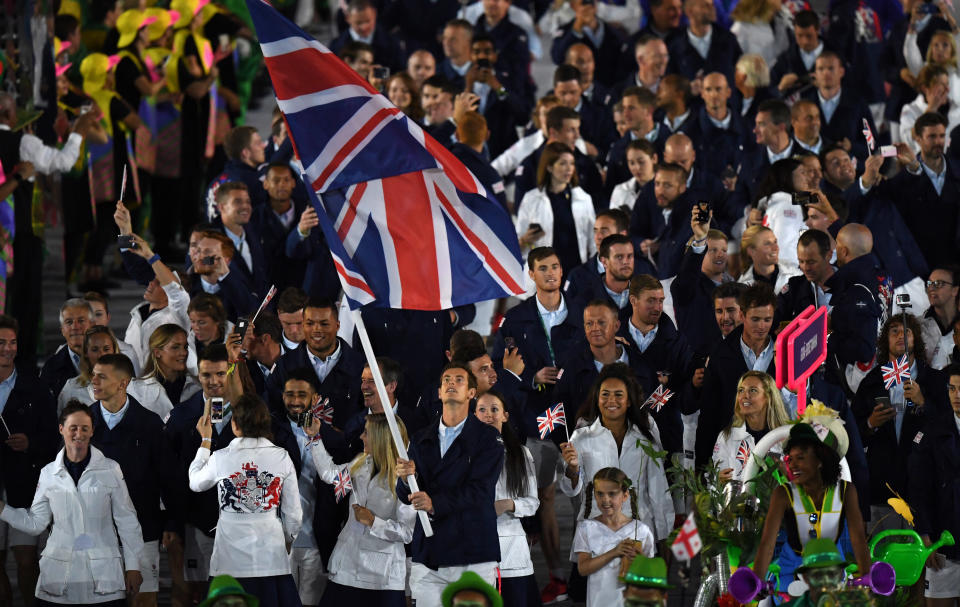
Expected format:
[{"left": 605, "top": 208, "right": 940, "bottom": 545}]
[
  {"left": 474, "top": 392, "right": 540, "bottom": 606},
  {"left": 306, "top": 412, "right": 415, "bottom": 607}
]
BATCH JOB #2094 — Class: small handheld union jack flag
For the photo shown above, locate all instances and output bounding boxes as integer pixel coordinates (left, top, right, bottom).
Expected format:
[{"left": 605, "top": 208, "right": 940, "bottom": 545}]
[
  {"left": 643, "top": 385, "right": 674, "bottom": 412},
  {"left": 881, "top": 354, "right": 911, "bottom": 390},
  {"left": 862, "top": 119, "right": 876, "bottom": 153},
  {"left": 536, "top": 403, "right": 567, "bottom": 440},
  {"left": 334, "top": 467, "right": 352, "bottom": 502},
  {"left": 311, "top": 396, "right": 333, "bottom": 425}
]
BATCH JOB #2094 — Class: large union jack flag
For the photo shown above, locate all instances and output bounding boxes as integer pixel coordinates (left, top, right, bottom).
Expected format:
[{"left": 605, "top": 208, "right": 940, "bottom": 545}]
[{"left": 246, "top": 0, "right": 526, "bottom": 310}]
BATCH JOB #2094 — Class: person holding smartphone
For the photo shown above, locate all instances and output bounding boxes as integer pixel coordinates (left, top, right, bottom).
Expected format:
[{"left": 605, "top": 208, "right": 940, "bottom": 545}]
[{"left": 852, "top": 314, "right": 935, "bottom": 530}]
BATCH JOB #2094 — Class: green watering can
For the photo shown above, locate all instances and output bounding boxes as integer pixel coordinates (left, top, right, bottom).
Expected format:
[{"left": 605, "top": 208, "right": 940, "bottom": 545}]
[{"left": 868, "top": 529, "right": 955, "bottom": 586}]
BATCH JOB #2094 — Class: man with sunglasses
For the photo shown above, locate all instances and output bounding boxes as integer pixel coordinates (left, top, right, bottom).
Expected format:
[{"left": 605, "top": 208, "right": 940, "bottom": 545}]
[{"left": 920, "top": 266, "right": 959, "bottom": 370}]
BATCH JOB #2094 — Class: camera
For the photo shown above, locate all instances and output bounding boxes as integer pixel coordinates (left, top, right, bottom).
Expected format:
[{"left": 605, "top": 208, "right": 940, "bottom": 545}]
[
  {"left": 694, "top": 201, "right": 711, "bottom": 224},
  {"left": 476, "top": 58, "right": 492, "bottom": 70},
  {"left": 296, "top": 411, "right": 312, "bottom": 427},
  {"left": 371, "top": 66, "right": 390, "bottom": 80},
  {"left": 201, "top": 255, "right": 216, "bottom": 266},
  {"left": 792, "top": 191, "right": 818, "bottom": 206},
  {"left": 895, "top": 293, "right": 912, "bottom": 308},
  {"left": 117, "top": 235, "right": 138, "bottom": 250}
]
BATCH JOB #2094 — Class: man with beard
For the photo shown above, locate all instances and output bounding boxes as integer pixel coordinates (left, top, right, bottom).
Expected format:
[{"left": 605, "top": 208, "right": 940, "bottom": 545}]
[
  {"left": 778, "top": 229, "right": 836, "bottom": 322},
  {"left": 568, "top": 235, "right": 636, "bottom": 323}
]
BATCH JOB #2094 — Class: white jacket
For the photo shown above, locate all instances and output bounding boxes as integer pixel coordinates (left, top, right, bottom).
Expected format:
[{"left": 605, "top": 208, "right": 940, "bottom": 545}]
[
  {"left": 738, "top": 263, "right": 799, "bottom": 294},
  {"left": 309, "top": 440, "right": 415, "bottom": 591},
  {"left": 559, "top": 416, "right": 674, "bottom": 542},
  {"left": 610, "top": 177, "right": 642, "bottom": 211},
  {"left": 760, "top": 192, "right": 806, "bottom": 270},
  {"left": 496, "top": 445, "right": 540, "bottom": 577},
  {"left": 731, "top": 12, "right": 791, "bottom": 69},
  {"left": 492, "top": 131, "right": 589, "bottom": 177},
  {"left": 123, "top": 281, "right": 190, "bottom": 368},
  {"left": 0, "top": 447, "right": 144, "bottom": 605},
  {"left": 517, "top": 186, "right": 597, "bottom": 264},
  {"left": 57, "top": 377, "right": 95, "bottom": 414},
  {"left": 189, "top": 437, "right": 302, "bottom": 578},
  {"left": 128, "top": 375, "right": 201, "bottom": 422},
  {"left": 921, "top": 314, "right": 955, "bottom": 370},
  {"left": 712, "top": 424, "right": 784, "bottom": 482}
]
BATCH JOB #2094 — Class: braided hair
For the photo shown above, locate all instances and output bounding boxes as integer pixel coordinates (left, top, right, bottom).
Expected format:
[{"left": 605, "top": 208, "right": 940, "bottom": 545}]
[{"left": 582, "top": 467, "right": 639, "bottom": 520}]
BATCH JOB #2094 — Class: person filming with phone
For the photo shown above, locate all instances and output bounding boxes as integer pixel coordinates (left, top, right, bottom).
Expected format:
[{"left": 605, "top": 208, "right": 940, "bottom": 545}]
[{"left": 852, "top": 314, "right": 935, "bottom": 530}]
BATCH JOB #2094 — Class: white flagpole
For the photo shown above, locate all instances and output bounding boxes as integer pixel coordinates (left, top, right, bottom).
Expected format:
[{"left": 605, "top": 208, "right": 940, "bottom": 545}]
[{"left": 351, "top": 309, "right": 434, "bottom": 537}]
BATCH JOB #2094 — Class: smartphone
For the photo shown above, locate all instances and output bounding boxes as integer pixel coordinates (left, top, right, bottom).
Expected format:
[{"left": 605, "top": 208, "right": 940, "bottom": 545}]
[
  {"left": 476, "top": 58, "right": 492, "bottom": 70},
  {"left": 504, "top": 336, "right": 516, "bottom": 349},
  {"left": 296, "top": 411, "right": 311, "bottom": 427},
  {"left": 694, "top": 201, "right": 711, "bottom": 224},
  {"left": 201, "top": 255, "right": 216, "bottom": 266},
  {"left": 237, "top": 318, "right": 249, "bottom": 339},
  {"left": 529, "top": 223, "right": 544, "bottom": 234},
  {"left": 117, "top": 234, "right": 137, "bottom": 250},
  {"left": 874, "top": 396, "right": 892, "bottom": 410},
  {"left": 792, "top": 191, "right": 817, "bottom": 206},
  {"left": 210, "top": 397, "right": 224, "bottom": 423},
  {"left": 372, "top": 66, "right": 390, "bottom": 80}
]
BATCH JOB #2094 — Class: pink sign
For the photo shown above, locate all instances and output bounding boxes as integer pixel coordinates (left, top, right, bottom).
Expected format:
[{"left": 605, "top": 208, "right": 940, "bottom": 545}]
[{"left": 776, "top": 305, "right": 829, "bottom": 415}]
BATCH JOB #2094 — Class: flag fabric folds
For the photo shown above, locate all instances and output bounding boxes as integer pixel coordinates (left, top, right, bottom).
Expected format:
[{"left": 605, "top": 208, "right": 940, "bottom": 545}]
[
  {"left": 536, "top": 403, "right": 567, "bottom": 440},
  {"left": 671, "top": 512, "right": 702, "bottom": 561},
  {"left": 245, "top": 0, "right": 525, "bottom": 310},
  {"left": 880, "top": 354, "right": 911, "bottom": 390}
]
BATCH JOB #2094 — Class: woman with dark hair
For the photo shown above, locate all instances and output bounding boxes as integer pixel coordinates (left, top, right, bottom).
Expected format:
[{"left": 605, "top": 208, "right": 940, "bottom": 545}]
[
  {"left": 516, "top": 142, "right": 596, "bottom": 276},
  {"left": 752, "top": 423, "right": 871, "bottom": 582},
  {"left": 189, "top": 393, "right": 302, "bottom": 606},
  {"left": 0, "top": 400, "right": 144, "bottom": 605},
  {"left": 752, "top": 157, "right": 825, "bottom": 270},
  {"left": 475, "top": 391, "right": 541, "bottom": 607},
  {"left": 558, "top": 363, "right": 673, "bottom": 541},
  {"left": 385, "top": 72, "right": 424, "bottom": 121}
]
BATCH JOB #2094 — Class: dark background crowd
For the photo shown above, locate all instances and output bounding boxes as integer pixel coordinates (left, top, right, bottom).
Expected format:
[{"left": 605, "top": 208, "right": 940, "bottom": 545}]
[{"left": 0, "top": 0, "right": 959, "bottom": 604}]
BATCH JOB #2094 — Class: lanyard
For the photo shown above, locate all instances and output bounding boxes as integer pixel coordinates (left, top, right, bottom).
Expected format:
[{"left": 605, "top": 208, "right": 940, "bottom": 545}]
[
  {"left": 538, "top": 311, "right": 557, "bottom": 366},
  {"left": 797, "top": 484, "right": 836, "bottom": 539}
]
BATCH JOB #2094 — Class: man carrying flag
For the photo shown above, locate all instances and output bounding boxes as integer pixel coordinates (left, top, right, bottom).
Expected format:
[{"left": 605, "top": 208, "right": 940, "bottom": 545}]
[
  {"left": 243, "top": 2, "right": 525, "bottom": 605},
  {"left": 852, "top": 314, "right": 934, "bottom": 527}
]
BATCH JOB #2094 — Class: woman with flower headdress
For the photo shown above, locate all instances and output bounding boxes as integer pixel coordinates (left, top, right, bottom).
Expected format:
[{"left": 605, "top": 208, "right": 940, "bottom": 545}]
[{"left": 752, "top": 418, "right": 872, "bottom": 584}]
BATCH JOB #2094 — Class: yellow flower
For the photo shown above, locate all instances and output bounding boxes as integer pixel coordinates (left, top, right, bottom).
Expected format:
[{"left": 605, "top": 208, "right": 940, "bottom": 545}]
[
  {"left": 801, "top": 400, "right": 838, "bottom": 421},
  {"left": 886, "top": 483, "right": 914, "bottom": 526}
]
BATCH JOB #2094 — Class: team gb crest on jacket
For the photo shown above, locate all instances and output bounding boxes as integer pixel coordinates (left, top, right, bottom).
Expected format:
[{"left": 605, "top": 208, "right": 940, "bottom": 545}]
[{"left": 220, "top": 462, "right": 283, "bottom": 513}]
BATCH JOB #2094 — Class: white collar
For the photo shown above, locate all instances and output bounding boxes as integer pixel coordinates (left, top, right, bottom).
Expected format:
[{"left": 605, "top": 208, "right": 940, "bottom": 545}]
[{"left": 535, "top": 293, "right": 566, "bottom": 317}]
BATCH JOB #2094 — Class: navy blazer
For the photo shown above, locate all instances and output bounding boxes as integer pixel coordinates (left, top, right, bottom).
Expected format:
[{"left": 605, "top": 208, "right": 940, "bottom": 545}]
[
  {"left": 284, "top": 226, "right": 342, "bottom": 302},
  {"left": 473, "top": 16, "right": 531, "bottom": 85},
  {"left": 909, "top": 403, "right": 960, "bottom": 559},
  {"left": 629, "top": 189, "right": 696, "bottom": 279},
  {"left": 694, "top": 325, "right": 776, "bottom": 467},
  {"left": 397, "top": 414, "right": 504, "bottom": 569},
  {"left": 616, "top": 314, "right": 693, "bottom": 457},
  {"left": 564, "top": 271, "right": 633, "bottom": 325},
  {"left": 823, "top": 253, "right": 885, "bottom": 369},
  {"left": 847, "top": 191, "right": 929, "bottom": 287},
  {"left": 215, "top": 220, "right": 270, "bottom": 299},
  {"left": 475, "top": 77, "right": 528, "bottom": 160},
  {"left": 776, "top": 274, "right": 824, "bottom": 324},
  {"left": 328, "top": 26, "right": 405, "bottom": 72},
  {"left": 251, "top": 200, "right": 308, "bottom": 293},
  {"left": 550, "top": 20, "right": 630, "bottom": 88},
  {"left": 852, "top": 362, "right": 936, "bottom": 506},
  {"left": 605, "top": 129, "right": 670, "bottom": 199},
  {"left": 491, "top": 294, "right": 585, "bottom": 438},
  {"left": 0, "top": 368, "right": 58, "bottom": 507},
  {"left": 91, "top": 397, "right": 168, "bottom": 542},
  {"left": 39, "top": 346, "right": 78, "bottom": 401},
  {"left": 266, "top": 339, "right": 364, "bottom": 429},
  {"left": 801, "top": 87, "right": 877, "bottom": 162},
  {"left": 666, "top": 25, "right": 742, "bottom": 86},
  {"left": 670, "top": 247, "right": 724, "bottom": 355},
  {"left": 683, "top": 106, "right": 749, "bottom": 212}
]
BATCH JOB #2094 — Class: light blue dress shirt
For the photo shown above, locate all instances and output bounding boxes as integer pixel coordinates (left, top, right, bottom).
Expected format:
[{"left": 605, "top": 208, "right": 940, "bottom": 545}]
[
  {"left": 309, "top": 342, "right": 343, "bottom": 384},
  {"left": 888, "top": 359, "right": 919, "bottom": 441},
  {"left": 593, "top": 345, "right": 629, "bottom": 372},
  {"left": 439, "top": 416, "right": 467, "bottom": 458},
  {"left": 687, "top": 26, "right": 712, "bottom": 59},
  {"left": 628, "top": 321, "right": 658, "bottom": 353},
  {"left": 740, "top": 337, "right": 775, "bottom": 371},
  {"left": 291, "top": 421, "right": 320, "bottom": 548},
  {"left": 818, "top": 90, "right": 841, "bottom": 124},
  {"left": 100, "top": 397, "right": 130, "bottom": 430},
  {"left": 0, "top": 369, "right": 17, "bottom": 415}
]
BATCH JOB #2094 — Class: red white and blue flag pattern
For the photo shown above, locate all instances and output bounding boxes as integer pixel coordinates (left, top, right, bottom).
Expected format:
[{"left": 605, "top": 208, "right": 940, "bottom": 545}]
[
  {"left": 881, "top": 354, "right": 911, "bottom": 390},
  {"left": 245, "top": 0, "right": 525, "bottom": 310},
  {"left": 536, "top": 403, "right": 567, "bottom": 440},
  {"left": 862, "top": 119, "right": 875, "bottom": 153},
  {"left": 735, "top": 439, "right": 751, "bottom": 468},
  {"left": 334, "top": 466, "right": 353, "bottom": 502},
  {"left": 311, "top": 396, "right": 333, "bottom": 425},
  {"left": 643, "top": 385, "right": 674, "bottom": 412}
]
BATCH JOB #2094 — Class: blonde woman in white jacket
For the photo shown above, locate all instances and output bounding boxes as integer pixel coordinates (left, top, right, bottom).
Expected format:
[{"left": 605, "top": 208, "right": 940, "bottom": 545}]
[
  {"left": 712, "top": 371, "right": 791, "bottom": 483},
  {"left": 475, "top": 392, "right": 540, "bottom": 606},
  {"left": 517, "top": 142, "right": 596, "bottom": 283},
  {"left": 558, "top": 364, "right": 675, "bottom": 543},
  {"left": 58, "top": 326, "right": 124, "bottom": 413},
  {"left": 304, "top": 412, "right": 414, "bottom": 607},
  {"left": 189, "top": 394, "right": 302, "bottom": 605},
  {"left": 0, "top": 401, "right": 144, "bottom": 606}
]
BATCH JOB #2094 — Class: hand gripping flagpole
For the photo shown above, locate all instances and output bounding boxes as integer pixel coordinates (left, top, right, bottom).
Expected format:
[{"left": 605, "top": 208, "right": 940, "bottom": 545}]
[{"left": 351, "top": 308, "right": 434, "bottom": 537}]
